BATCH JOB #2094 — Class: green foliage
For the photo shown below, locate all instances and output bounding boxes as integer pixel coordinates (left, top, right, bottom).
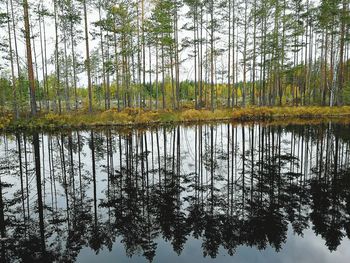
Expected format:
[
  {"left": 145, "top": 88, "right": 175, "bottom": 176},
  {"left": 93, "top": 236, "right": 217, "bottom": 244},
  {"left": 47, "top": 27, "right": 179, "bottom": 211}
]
[{"left": 344, "top": 83, "right": 350, "bottom": 105}]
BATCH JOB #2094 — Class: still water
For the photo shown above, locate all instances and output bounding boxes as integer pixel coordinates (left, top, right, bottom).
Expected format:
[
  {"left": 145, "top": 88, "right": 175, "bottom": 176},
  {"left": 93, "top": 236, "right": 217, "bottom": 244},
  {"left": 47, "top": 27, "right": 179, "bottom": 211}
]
[{"left": 0, "top": 122, "right": 350, "bottom": 262}]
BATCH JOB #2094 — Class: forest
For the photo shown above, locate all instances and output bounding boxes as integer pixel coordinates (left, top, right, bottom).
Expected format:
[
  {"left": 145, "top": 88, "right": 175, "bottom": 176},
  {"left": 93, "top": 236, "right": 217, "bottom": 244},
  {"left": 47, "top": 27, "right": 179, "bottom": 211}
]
[
  {"left": 2, "top": 1, "right": 350, "bottom": 261},
  {"left": 0, "top": 0, "right": 350, "bottom": 123}
]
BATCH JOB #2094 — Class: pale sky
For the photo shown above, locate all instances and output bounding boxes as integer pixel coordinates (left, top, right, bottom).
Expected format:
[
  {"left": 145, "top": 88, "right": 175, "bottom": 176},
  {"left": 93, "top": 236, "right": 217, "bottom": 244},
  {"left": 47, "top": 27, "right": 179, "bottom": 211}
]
[{"left": 0, "top": 0, "right": 321, "bottom": 87}]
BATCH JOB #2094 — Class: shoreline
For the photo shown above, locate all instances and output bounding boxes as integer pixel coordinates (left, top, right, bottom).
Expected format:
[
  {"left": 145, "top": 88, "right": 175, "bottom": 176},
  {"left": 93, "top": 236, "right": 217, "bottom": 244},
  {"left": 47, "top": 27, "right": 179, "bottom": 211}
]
[{"left": 1, "top": 106, "right": 350, "bottom": 132}]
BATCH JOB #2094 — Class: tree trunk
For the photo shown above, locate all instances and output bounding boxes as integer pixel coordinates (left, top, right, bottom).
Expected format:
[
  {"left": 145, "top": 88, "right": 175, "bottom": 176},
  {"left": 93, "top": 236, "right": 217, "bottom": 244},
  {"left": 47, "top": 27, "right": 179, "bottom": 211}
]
[
  {"left": 23, "top": 0, "right": 36, "bottom": 116},
  {"left": 83, "top": 0, "right": 93, "bottom": 112}
]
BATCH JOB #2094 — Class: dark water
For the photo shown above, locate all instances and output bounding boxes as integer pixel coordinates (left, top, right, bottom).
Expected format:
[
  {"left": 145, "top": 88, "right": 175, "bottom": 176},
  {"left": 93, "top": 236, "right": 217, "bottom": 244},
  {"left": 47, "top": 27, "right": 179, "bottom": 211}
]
[{"left": 1, "top": 122, "right": 350, "bottom": 263}]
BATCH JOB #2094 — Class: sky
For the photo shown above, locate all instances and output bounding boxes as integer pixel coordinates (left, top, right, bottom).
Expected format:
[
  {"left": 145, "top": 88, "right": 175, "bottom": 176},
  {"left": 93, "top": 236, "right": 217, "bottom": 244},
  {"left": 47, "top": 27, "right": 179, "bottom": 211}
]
[
  {"left": 1, "top": 0, "right": 199, "bottom": 86},
  {"left": 0, "top": 0, "right": 323, "bottom": 87}
]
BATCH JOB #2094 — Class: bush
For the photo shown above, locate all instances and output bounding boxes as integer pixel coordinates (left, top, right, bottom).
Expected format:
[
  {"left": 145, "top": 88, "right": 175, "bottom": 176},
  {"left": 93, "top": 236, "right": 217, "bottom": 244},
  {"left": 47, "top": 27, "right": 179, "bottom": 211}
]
[
  {"left": 181, "top": 109, "right": 203, "bottom": 121},
  {"left": 134, "top": 111, "right": 160, "bottom": 123}
]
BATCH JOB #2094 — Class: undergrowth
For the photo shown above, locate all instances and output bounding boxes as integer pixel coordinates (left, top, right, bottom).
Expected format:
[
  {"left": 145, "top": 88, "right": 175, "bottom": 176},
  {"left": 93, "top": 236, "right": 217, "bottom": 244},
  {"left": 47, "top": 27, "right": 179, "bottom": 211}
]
[{"left": 1, "top": 106, "right": 350, "bottom": 131}]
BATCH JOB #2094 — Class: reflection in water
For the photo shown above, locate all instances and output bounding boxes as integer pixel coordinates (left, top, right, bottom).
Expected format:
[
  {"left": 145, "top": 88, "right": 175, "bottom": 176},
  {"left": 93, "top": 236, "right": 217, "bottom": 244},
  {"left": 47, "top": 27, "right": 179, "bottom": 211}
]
[{"left": 0, "top": 123, "right": 350, "bottom": 262}]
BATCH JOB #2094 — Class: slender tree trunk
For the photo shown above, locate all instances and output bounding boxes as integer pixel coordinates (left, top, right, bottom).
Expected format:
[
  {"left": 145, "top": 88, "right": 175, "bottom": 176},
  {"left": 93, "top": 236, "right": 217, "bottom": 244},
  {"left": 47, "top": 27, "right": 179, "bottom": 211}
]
[
  {"left": 161, "top": 40, "right": 166, "bottom": 109},
  {"left": 337, "top": 0, "right": 347, "bottom": 106},
  {"left": 42, "top": 8, "right": 49, "bottom": 111},
  {"left": 114, "top": 24, "right": 120, "bottom": 111},
  {"left": 23, "top": 0, "right": 37, "bottom": 116},
  {"left": 242, "top": 0, "right": 248, "bottom": 107},
  {"left": 199, "top": 5, "right": 203, "bottom": 108},
  {"left": 98, "top": 2, "right": 108, "bottom": 110},
  {"left": 193, "top": 8, "right": 198, "bottom": 109},
  {"left": 54, "top": 0, "right": 61, "bottom": 113},
  {"left": 232, "top": 0, "right": 235, "bottom": 107},
  {"left": 142, "top": 0, "right": 146, "bottom": 109},
  {"left": 70, "top": 10, "right": 78, "bottom": 110},
  {"left": 227, "top": 0, "right": 231, "bottom": 108},
  {"left": 38, "top": 5, "right": 47, "bottom": 112},
  {"left": 251, "top": 0, "right": 257, "bottom": 106},
  {"left": 7, "top": 0, "right": 18, "bottom": 119},
  {"left": 30, "top": 20, "right": 40, "bottom": 110},
  {"left": 63, "top": 28, "right": 70, "bottom": 111},
  {"left": 149, "top": 42, "right": 152, "bottom": 110},
  {"left": 10, "top": 0, "right": 22, "bottom": 111},
  {"left": 83, "top": 0, "right": 93, "bottom": 112},
  {"left": 210, "top": 0, "right": 215, "bottom": 111},
  {"left": 174, "top": 2, "right": 180, "bottom": 110},
  {"left": 155, "top": 40, "right": 159, "bottom": 110}
]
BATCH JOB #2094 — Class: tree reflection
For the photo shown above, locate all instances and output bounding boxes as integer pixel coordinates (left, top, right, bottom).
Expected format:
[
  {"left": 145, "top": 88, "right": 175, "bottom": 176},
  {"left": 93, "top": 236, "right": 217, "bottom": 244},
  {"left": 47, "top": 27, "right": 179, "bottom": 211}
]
[{"left": 0, "top": 123, "right": 350, "bottom": 262}]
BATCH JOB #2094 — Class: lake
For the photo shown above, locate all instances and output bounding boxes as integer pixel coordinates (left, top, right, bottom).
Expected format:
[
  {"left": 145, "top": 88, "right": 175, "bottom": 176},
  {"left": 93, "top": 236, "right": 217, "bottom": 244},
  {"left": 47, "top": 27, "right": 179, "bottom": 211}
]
[{"left": 0, "top": 122, "right": 350, "bottom": 262}]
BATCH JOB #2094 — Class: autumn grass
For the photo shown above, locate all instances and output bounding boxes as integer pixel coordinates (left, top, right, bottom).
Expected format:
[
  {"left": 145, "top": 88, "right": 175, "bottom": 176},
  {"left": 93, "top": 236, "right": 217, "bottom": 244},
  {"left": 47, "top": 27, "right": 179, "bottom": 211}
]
[{"left": 1, "top": 106, "right": 350, "bottom": 131}]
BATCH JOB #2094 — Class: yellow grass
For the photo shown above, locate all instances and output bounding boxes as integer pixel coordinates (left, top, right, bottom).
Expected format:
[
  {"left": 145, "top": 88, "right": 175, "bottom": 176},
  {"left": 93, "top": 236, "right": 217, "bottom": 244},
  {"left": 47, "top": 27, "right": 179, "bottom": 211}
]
[{"left": 1, "top": 106, "right": 350, "bottom": 131}]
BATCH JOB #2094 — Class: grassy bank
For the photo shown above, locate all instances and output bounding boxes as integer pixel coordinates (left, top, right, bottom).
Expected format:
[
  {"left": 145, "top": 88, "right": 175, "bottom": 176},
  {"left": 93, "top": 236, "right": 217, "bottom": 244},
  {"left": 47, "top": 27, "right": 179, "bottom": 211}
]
[{"left": 1, "top": 106, "right": 350, "bottom": 131}]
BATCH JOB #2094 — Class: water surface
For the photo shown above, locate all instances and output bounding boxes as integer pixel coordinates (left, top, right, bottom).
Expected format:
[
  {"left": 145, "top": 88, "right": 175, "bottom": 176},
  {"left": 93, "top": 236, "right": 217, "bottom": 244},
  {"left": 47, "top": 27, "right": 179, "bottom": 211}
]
[{"left": 0, "top": 122, "right": 350, "bottom": 262}]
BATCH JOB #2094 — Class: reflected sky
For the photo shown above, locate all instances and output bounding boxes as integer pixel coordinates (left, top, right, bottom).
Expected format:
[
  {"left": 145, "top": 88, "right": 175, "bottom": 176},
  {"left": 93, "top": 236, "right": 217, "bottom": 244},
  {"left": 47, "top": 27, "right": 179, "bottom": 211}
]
[
  {"left": 1, "top": 122, "right": 350, "bottom": 262},
  {"left": 77, "top": 227, "right": 350, "bottom": 263}
]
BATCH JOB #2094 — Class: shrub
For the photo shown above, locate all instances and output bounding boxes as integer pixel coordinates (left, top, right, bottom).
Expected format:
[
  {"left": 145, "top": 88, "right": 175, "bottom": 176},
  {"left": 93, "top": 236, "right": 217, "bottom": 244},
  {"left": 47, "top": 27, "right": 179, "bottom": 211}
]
[
  {"left": 181, "top": 109, "right": 202, "bottom": 121},
  {"left": 134, "top": 111, "right": 160, "bottom": 123}
]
